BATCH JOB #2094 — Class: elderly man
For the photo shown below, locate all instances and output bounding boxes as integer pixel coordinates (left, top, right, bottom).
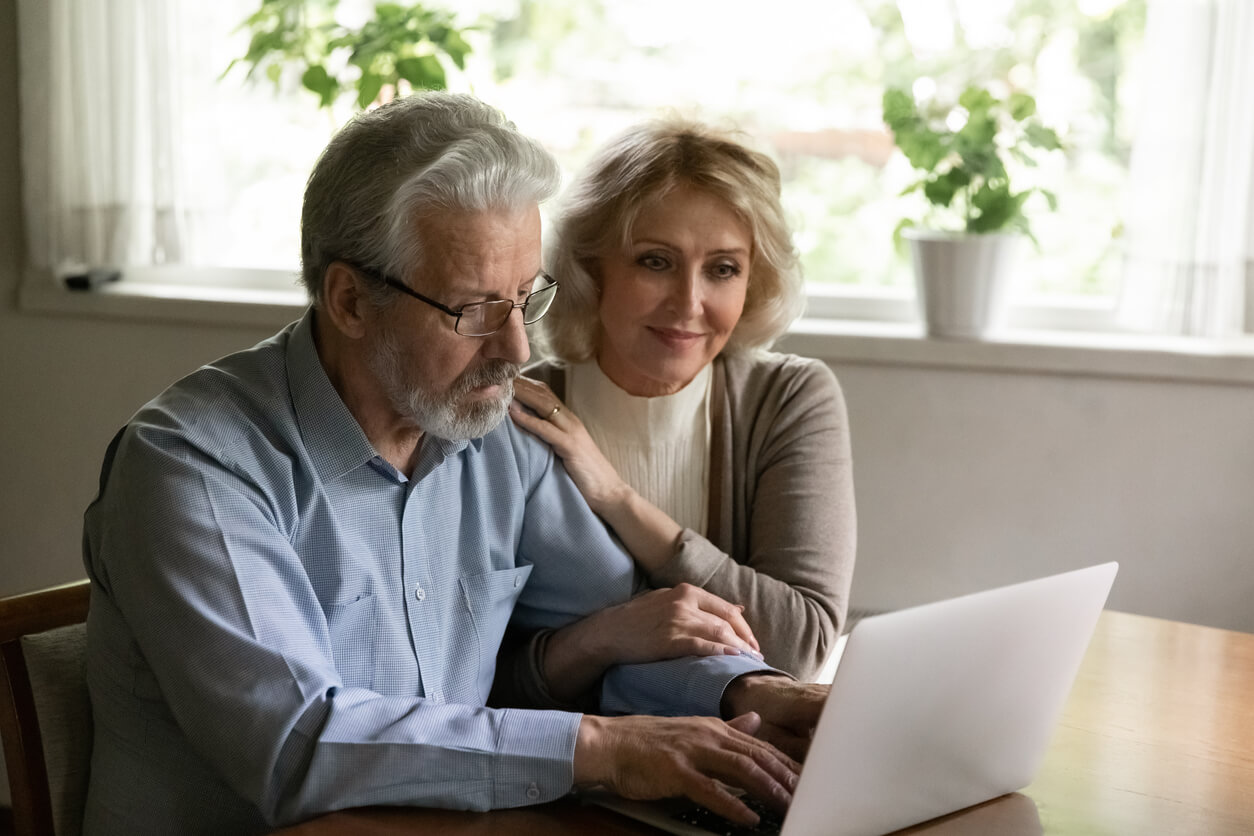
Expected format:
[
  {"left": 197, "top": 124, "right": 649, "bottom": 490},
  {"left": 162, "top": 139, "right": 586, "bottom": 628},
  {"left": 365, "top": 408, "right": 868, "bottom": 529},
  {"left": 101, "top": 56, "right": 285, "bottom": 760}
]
[{"left": 81, "top": 92, "right": 823, "bottom": 835}]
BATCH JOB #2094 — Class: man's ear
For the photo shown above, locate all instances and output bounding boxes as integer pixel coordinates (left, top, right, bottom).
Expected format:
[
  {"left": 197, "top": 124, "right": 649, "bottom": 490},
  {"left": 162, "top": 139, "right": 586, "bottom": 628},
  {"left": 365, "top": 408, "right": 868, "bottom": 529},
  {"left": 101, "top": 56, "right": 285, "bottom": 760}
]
[{"left": 322, "top": 261, "right": 370, "bottom": 340}]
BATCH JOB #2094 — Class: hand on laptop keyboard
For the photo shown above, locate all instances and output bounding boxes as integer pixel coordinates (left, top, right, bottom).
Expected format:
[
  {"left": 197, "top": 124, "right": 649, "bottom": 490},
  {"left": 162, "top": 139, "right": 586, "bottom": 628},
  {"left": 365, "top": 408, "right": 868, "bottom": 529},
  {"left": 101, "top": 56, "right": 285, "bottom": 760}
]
[
  {"left": 671, "top": 794, "right": 787, "bottom": 836},
  {"left": 720, "top": 675, "right": 829, "bottom": 761},
  {"left": 573, "top": 711, "right": 797, "bottom": 828}
]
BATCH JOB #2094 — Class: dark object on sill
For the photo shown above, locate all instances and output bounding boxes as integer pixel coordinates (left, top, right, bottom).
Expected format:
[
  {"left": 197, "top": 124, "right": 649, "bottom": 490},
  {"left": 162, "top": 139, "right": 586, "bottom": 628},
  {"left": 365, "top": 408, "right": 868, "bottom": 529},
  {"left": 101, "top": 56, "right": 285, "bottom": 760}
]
[{"left": 64, "top": 268, "right": 122, "bottom": 291}]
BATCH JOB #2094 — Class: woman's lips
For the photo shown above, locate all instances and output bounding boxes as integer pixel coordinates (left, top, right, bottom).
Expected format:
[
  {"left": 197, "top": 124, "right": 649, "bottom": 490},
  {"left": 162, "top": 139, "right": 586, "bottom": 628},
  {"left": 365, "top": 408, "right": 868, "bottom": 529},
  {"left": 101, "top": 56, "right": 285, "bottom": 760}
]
[{"left": 648, "top": 326, "right": 702, "bottom": 348}]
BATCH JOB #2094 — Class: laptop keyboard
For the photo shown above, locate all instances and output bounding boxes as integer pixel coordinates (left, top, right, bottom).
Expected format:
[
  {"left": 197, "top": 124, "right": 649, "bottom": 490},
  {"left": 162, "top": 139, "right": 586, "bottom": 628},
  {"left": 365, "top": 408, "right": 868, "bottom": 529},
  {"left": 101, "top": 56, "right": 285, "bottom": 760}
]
[{"left": 669, "top": 795, "right": 785, "bottom": 836}]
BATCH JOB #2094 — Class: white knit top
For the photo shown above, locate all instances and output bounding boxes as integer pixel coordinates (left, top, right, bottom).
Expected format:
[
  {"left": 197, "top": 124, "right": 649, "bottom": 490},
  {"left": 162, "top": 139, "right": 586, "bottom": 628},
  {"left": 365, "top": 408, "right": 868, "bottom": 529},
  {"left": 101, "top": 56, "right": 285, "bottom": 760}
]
[{"left": 565, "top": 362, "right": 712, "bottom": 536}]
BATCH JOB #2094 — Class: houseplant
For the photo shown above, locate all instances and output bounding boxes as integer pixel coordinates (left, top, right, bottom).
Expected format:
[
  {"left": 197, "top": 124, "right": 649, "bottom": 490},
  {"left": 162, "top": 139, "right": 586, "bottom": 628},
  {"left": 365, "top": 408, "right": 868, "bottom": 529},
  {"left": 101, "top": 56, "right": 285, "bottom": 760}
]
[
  {"left": 882, "top": 85, "right": 1063, "bottom": 338},
  {"left": 224, "top": 0, "right": 474, "bottom": 112}
]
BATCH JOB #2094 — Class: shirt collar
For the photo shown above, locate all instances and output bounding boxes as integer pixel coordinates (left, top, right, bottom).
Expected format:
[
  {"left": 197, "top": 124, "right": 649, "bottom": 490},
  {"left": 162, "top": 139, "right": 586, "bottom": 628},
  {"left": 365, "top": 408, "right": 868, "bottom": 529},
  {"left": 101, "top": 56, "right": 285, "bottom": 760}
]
[{"left": 286, "top": 308, "right": 381, "bottom": 483}]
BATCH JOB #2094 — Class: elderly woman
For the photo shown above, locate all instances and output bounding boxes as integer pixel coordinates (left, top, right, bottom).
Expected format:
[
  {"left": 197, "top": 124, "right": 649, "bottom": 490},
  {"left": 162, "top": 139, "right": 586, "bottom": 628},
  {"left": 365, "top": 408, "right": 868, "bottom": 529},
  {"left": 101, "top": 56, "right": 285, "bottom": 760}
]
[{"left": 507, "top": 118, "right": 855, "bottom": 690}]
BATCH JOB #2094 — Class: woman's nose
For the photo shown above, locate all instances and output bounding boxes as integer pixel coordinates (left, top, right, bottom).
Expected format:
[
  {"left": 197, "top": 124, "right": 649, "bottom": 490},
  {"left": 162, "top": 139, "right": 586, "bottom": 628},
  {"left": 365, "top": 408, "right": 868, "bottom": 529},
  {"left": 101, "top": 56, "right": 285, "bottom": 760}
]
[{"left": 669, "top": 271, "right": 703, "bottom": 316}]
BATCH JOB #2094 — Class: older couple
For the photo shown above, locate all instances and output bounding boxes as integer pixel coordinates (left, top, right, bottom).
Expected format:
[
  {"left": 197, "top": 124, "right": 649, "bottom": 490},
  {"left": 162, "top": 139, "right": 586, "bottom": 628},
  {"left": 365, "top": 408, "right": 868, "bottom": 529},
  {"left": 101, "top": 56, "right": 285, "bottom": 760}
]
[{"left": 81, "top": 92, "right": 855, "bottom": 835}]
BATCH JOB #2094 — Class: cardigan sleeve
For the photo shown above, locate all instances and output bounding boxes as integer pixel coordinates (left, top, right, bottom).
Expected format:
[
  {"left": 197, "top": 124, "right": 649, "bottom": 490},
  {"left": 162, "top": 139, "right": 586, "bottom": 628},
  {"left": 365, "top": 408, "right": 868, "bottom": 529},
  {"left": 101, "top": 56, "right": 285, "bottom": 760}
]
[{"left": 645, "top": 356, "right": 856, "bottom": 682}]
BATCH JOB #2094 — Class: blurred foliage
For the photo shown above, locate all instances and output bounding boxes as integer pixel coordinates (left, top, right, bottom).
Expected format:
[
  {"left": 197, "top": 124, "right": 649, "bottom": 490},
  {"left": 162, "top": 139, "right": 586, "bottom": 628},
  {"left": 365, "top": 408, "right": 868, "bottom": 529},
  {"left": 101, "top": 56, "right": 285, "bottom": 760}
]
[
  {"left": 222, "top": 0, "right": 1147, "bottom": 298},
  {"left": 224, "top": 0, "right": 473, "bottom": 110},
  {"left": 883, "top": 85, "right": 1064, "bottom": 240},
  {"left": 482, "top": 0, "right": 1145, "bottom": 296}
]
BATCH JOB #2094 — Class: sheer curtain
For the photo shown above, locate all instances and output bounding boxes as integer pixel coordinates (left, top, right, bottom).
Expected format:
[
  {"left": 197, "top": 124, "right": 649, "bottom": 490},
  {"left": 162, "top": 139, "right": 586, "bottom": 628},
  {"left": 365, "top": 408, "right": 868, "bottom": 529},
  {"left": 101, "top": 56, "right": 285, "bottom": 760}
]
[
  {"left": 1118, "top": 0, "right": 1254, "bottom": 338},
  {"left": 18, "top": 0, "right": 194, "bottom": 275}
]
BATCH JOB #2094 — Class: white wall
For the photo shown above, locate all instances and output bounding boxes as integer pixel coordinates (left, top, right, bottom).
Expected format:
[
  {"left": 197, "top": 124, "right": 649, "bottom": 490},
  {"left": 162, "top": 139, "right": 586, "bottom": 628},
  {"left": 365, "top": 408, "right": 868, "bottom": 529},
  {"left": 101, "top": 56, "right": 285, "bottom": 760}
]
[
  {"left": 1, "top": 7, "right": 1251, "bottom": 638},
  {"left": 784, "top": 354, "right": 1254, "bottom": 632}
]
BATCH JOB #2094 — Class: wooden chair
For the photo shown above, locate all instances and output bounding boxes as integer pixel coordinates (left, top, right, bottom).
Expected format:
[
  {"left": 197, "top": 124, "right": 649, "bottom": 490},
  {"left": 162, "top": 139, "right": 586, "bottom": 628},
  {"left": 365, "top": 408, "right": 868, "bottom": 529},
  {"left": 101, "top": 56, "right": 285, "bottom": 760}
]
[{"left": 0, "top": 580, "right": 91, "bottom": 836}]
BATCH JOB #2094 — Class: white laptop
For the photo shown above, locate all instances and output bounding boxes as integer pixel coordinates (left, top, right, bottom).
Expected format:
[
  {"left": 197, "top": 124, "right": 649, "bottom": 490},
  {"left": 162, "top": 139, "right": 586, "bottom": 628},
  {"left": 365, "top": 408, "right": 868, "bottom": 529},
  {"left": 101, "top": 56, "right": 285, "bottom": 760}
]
[{"left": 588, "top": 562, "right": 1118, "bottom": 836}]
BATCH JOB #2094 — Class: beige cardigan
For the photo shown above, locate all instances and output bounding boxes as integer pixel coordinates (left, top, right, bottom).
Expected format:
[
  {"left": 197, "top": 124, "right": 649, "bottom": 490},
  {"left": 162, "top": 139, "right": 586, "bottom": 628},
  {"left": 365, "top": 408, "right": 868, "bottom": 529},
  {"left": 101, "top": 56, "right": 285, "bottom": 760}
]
[{"left": 520, "top": 350, "right": 856, "bottom": 683}]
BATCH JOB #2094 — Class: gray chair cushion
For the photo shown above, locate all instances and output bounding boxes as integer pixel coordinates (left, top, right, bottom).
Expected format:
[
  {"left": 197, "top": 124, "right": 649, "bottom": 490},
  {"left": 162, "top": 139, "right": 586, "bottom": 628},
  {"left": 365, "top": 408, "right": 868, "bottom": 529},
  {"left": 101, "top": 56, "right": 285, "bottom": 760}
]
[{"left": 22, "top": 623, "right": 91, "bottom": 836}]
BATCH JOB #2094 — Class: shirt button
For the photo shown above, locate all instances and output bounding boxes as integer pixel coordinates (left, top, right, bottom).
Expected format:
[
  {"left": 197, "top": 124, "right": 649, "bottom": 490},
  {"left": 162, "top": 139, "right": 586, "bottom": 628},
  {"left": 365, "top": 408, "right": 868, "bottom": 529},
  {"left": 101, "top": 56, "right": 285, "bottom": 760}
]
[
  {"left": 526, "top": 782, "right": 540, "bottom": 800},
  {"left": 513, "top": 575, "right": 522, "bottom": 588},
  {"left": 414, "top": 585, "right": 426, "bottom": 602}
]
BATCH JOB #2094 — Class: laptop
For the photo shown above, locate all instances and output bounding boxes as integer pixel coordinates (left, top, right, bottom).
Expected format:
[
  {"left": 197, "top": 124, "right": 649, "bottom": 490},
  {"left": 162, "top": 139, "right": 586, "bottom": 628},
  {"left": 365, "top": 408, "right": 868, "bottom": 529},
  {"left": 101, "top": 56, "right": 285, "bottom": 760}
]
[{"left": 587, "top": 561, "right": 1117, "bottom": 836}]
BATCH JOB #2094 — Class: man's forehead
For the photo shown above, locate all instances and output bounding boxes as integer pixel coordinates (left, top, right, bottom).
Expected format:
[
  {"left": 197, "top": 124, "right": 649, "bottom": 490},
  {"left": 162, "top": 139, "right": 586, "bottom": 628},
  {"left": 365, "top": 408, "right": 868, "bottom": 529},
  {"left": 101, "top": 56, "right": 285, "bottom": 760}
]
[{"left": 412, "top": 205, "right": 543, "bottom": 292}]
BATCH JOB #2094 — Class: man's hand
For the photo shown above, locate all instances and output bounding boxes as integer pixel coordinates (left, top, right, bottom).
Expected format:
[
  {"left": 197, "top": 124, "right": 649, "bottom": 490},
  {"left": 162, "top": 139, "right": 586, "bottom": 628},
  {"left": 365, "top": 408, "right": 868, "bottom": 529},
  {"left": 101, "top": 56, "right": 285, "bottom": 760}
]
[
  {"left": 721, "top": 675, "right": 830, "bottom": 761},
  {"left": 574, "top": 713, "right": 800, "bottom": 827}
]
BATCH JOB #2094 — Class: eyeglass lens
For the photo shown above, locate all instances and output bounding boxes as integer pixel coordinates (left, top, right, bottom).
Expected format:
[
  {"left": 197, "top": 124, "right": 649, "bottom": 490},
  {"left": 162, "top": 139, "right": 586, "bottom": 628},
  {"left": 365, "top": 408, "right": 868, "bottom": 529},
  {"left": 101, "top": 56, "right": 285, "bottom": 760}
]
[{"left": 456, "top": 277, "right": 558, "bottom": 336}]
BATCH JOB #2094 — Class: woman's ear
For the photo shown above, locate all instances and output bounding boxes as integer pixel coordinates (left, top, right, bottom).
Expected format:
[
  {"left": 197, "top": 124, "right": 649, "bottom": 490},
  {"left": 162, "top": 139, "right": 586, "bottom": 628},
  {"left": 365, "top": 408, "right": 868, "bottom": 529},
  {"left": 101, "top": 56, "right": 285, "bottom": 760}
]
[{"left": 321, "top": 261, "right": 370, "bottom": 340}]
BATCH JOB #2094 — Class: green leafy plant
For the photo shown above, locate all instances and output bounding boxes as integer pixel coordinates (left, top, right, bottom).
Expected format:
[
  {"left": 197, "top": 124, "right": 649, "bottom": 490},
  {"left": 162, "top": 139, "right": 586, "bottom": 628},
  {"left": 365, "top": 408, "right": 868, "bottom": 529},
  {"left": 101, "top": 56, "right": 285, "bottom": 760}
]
[
  {"left": 224, "top": 0, "right": 473, "bottom": 110},
  {"left": 882, "top": 85, "right": 1064, "bottom": 245}
]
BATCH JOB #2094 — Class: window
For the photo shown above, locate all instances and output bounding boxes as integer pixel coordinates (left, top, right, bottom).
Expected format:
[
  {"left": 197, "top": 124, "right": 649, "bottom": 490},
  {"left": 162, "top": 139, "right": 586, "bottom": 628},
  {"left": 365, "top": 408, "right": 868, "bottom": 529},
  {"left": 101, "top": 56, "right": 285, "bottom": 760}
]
[{"left": 20, "top": 0, "right": 1252, "bottom": 338}]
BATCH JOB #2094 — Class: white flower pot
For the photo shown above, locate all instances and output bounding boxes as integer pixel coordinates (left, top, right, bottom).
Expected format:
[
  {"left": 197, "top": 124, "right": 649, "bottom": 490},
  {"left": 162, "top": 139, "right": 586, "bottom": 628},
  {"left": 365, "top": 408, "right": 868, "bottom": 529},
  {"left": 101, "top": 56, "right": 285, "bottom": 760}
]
[{"left": 903, "top": 229, "right": 1022, "bottom": 340}]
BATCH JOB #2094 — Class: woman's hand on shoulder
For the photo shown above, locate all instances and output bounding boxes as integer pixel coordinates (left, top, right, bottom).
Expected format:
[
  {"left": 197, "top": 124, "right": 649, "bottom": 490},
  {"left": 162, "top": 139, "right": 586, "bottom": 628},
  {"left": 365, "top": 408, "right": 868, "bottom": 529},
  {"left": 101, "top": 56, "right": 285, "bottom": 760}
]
[{"left": 509, "top": 376, "right": 630, "bottom": 513}]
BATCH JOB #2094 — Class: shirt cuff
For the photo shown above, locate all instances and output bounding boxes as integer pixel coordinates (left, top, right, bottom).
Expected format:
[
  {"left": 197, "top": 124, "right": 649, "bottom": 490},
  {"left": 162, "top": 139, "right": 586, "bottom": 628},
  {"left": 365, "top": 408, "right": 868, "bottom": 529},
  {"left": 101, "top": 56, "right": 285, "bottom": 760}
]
[
  {"left": 491, "top": 708, "right": 582, "bottom": 808},
  {"left": 599, "top": 653, "right": 780, "bottom": 718}
]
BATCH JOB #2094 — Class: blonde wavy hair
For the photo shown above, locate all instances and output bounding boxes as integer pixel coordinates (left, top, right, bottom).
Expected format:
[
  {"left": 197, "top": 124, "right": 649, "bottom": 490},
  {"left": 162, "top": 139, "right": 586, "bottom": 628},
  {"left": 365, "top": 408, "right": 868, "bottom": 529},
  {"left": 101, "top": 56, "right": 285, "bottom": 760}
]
[{"left": 536, "top": 118, "right": 804, "bottom": 363}]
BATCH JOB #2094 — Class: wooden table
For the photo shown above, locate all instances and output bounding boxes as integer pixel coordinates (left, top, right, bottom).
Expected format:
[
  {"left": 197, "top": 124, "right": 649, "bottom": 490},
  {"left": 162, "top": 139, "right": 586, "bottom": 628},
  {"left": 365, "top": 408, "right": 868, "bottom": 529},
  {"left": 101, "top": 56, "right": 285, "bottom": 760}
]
[{"left": 273, "top": 611, "right": 1254, "bottom": 835}]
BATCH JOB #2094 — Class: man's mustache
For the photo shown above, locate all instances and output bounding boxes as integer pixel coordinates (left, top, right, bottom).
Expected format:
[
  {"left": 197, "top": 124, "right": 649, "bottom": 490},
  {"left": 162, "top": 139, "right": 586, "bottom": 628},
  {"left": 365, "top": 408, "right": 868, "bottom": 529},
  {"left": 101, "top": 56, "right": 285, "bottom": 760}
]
[{"left": 457, "top": 360, "right": 519, "bottom": 392}]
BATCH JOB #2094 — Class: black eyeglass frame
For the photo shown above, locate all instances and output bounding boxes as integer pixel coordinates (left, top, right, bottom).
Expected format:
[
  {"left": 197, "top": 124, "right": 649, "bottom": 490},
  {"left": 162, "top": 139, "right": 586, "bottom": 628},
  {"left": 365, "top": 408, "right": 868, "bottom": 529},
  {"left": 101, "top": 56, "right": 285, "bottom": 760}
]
[{"left": 342, "top": 260, "right": 559, "bottom": 337}]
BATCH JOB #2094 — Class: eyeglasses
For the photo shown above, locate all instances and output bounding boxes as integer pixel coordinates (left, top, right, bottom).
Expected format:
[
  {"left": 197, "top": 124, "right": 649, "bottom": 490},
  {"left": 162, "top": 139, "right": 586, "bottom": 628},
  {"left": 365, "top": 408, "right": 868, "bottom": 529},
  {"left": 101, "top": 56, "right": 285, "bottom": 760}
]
[{"left": 345, "top": 261, "right": 559, "bottom": 337}]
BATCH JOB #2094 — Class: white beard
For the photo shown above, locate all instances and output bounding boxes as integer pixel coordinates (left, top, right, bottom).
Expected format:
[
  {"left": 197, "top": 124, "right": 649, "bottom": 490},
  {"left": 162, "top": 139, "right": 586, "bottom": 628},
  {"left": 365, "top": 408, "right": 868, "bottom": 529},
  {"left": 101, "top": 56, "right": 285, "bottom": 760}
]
[{"left": 366, "top": 327, "right": 517, "bottom": 441}]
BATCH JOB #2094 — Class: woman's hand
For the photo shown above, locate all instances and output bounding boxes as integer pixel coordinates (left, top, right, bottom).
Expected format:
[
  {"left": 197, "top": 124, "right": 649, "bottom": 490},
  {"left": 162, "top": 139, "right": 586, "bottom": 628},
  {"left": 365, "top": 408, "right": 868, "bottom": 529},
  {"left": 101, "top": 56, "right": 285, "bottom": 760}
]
[
  {"left": 543, "top": 584, "right": 762, "bottom": 701},
  {"left": 593, "top": 583, "right": 760, "bottom": 664},
  {"left": 510, "top": 372, "right": 684, "bottom": 574},
  {"left": 509, "top": 376, "right": 629, "bottom": 514}
]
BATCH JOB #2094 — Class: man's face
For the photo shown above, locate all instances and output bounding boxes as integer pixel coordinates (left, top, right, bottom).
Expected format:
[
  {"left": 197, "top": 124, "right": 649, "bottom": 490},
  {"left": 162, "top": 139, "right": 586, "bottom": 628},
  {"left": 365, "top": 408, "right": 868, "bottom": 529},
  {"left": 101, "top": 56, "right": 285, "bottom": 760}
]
[{"left": 364, "top": 206, "right": 541, "bottom": 441}]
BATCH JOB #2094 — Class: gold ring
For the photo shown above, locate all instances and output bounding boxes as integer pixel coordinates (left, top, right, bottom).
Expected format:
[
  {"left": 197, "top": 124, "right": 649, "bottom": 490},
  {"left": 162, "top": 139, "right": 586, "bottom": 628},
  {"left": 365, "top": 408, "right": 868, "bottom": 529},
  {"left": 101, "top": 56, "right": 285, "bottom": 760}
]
[{"left": 546, "top": 405, "right": 561, "bottom": 420}]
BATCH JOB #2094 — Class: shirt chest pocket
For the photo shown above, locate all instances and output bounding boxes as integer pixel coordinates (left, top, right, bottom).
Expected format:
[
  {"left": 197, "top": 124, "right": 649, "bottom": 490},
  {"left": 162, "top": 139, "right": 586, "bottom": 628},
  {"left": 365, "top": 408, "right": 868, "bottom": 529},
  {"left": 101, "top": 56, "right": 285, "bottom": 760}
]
[
  {"left": 324, "top": 593, "right": 378, "bottom": 689},
  {"left": 458, "top": 565, "right": 532, "bottom": 701}
]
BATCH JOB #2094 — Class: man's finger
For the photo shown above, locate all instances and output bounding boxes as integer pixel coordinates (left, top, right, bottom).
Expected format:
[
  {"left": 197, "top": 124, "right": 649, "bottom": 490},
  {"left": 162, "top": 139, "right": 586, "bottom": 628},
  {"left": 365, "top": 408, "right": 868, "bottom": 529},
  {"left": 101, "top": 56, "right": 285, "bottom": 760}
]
[
  {"left": 680, "top": 772, "right": 762, "bottom": 827},
  {"left": 738, "top": 731, "right": 802, "bottom": 787},
  {"left": 713, "top": 722, "right": 801, "bottom": 789},
  {"left": 755, "top": 721, "right": 813, "bottom": 763},
  {"left": 701, "top": 748, "right": 793, "bottom": 815},
  {"left": 725, "top": 711, "right": 762, "bottom": 736}
]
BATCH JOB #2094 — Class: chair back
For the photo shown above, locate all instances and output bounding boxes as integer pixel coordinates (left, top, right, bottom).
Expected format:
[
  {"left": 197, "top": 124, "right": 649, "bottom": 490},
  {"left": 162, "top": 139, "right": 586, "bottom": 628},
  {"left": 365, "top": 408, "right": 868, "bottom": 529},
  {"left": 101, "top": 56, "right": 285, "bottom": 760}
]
[{"left": 0, "top": 580, "right": 91, "bottom": 836}]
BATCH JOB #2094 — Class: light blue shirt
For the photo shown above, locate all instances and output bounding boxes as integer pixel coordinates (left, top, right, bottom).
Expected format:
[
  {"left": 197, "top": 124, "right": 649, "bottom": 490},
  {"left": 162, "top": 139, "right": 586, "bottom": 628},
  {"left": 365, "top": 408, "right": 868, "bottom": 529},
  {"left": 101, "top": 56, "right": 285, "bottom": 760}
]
[{"left": 80, "top": 310, "right": 767, "bottom": 835}]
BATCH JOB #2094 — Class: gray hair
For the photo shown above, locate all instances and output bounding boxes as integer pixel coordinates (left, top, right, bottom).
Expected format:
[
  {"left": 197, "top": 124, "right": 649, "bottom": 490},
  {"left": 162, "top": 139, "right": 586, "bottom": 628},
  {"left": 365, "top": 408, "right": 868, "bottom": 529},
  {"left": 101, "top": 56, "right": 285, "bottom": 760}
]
[
  {"left": 537, "top": 117, "right": 804, "bottom": 363},
  {"left": 300, "top": 92, "right": 561, "bottom": 304}
]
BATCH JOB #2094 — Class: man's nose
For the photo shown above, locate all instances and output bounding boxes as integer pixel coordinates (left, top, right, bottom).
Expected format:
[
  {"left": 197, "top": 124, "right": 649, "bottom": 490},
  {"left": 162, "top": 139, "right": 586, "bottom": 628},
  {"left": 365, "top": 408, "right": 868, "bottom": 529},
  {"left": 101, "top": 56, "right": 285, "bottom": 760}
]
[{"left": 483, "top": 306, "right": 531, "bottom": 366}]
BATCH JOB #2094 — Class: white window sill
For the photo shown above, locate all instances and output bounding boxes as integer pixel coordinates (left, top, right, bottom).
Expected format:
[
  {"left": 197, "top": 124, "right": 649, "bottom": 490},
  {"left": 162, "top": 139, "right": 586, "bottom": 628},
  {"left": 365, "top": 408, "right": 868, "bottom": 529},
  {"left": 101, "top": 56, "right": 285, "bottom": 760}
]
[
  {"left": 19, "top": 275, "right": 306, "bottom": 329},
  {"left": 19, "top": 278, "right": 1254, "bottom": 387},
  {"left": 781, "top": 318, "right": 1254, "bottom": 386}
]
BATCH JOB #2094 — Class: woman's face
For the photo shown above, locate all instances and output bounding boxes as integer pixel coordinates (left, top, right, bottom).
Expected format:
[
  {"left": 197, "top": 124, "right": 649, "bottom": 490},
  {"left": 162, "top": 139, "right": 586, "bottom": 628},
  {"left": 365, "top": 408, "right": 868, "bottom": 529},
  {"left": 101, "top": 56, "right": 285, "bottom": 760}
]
[{"left": 594, "top": 185, "right": 751, "bottom": 397}]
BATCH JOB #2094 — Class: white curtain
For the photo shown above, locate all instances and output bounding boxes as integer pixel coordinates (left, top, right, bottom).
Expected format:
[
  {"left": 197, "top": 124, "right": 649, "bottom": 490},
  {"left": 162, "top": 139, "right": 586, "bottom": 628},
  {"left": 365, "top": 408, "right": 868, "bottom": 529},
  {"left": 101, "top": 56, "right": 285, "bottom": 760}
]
[
  {"left": 1118, "top": 0, "right": 1254, "bottom": 337},
  {"left": 18, "top": 0, "right": 194, "bottom": 273}
]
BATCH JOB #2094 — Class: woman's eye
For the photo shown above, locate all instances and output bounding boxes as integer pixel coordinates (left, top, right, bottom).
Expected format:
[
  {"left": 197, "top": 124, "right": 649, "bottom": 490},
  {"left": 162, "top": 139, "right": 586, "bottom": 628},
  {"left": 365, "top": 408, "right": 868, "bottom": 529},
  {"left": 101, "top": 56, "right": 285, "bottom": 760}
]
[
  {"left": 638, "top": 254, "right": 670, "bottom": 271},
  {"left": 709, "top": 262, "right": 742, "bottom": 280}
]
